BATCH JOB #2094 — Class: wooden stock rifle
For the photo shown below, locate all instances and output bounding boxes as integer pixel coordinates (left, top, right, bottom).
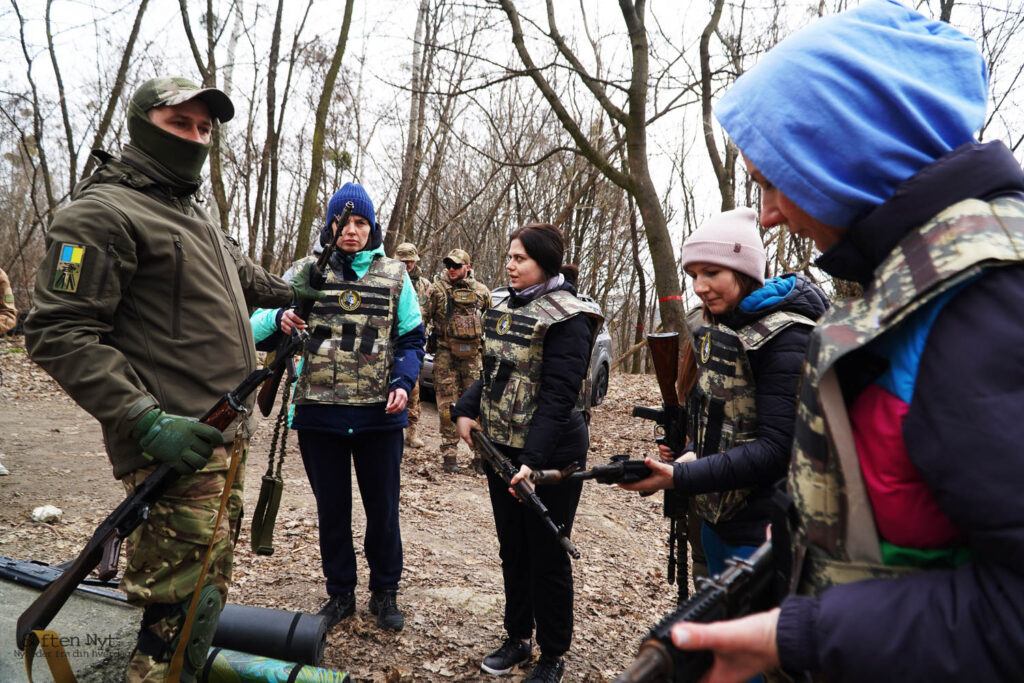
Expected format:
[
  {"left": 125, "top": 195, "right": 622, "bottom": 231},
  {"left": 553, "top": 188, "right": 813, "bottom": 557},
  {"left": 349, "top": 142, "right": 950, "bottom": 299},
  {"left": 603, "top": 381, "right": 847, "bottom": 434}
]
[
  {"left": 632, "top": 332, "right": 691, "bottom": 601},
  {"left": 255, "top": 200, "right": 354, "bottom": 417},
  {"left": 15, "top": 335, "right": 306, "bottom": 650}
]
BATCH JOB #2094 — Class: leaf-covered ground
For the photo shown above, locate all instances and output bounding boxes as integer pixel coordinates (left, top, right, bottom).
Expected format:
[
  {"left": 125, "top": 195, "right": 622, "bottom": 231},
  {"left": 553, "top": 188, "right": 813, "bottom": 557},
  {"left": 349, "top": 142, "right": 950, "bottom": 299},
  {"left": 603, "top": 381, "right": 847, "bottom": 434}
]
[{"left": 0, "top": 336, "right": 683, "bottom": 681}]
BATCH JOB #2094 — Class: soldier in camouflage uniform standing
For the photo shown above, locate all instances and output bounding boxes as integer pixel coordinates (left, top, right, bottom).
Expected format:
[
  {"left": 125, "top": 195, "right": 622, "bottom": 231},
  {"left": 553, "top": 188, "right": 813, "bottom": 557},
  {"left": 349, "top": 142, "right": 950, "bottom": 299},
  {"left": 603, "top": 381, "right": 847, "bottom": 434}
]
[
  {"left": 424, "top": 248, "right": 492, "bottom": 473},
  {"left": 395, "top": 242, "right": 430, "bottom": 449},
  {"left": 24, "top": 77, "right": 316, "bottom": 682},
  {"left": 0, "top": 266, "right": 17, "bottom": 335},
  {"left": 626, "top": 4, "right": 1024, "bottom": 681}
]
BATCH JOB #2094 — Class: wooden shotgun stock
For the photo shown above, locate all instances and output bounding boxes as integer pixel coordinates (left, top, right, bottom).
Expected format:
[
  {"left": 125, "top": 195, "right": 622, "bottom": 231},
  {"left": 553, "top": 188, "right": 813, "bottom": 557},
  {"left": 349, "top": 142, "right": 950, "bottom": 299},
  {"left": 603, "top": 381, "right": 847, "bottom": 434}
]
[{"left": 256, "top": 200, "right": 354, "bottom": 416}]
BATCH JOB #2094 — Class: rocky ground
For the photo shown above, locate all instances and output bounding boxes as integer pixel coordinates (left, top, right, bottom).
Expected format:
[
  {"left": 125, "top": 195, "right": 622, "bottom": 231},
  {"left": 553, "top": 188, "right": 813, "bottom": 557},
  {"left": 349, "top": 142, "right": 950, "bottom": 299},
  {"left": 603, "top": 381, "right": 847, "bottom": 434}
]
[{"left": 0, "top": 335, "right": 684, "bottom": 681}]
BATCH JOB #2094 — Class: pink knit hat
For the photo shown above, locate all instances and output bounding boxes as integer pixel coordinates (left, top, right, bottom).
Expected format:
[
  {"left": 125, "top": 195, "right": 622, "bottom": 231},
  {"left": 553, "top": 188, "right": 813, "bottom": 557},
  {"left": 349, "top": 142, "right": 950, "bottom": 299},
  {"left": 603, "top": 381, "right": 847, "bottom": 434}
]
[{"left": 680, "top": 208, "right": 766, "bottom": 285}]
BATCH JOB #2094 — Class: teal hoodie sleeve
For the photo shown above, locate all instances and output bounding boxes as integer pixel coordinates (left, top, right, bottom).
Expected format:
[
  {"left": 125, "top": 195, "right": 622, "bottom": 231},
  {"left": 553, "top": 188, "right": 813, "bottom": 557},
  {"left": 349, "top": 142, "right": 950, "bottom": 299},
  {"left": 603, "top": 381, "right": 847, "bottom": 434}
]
[
  {"left": 250, "top": 307, "right": 282, "bottom": 343},
  {"left": 396, "top": 272, "right": 423, "bottom": 335}
]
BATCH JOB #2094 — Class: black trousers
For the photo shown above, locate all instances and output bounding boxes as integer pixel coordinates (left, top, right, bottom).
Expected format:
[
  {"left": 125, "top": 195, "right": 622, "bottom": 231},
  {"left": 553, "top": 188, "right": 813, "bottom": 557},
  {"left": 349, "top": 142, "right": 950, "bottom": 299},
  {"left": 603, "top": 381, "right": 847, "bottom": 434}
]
[
  {"left": 298, "top": 428, "right": 403, "bottom": 596},
  {"left": 486, "top": 451, "right": 584, "bottom": 658}
]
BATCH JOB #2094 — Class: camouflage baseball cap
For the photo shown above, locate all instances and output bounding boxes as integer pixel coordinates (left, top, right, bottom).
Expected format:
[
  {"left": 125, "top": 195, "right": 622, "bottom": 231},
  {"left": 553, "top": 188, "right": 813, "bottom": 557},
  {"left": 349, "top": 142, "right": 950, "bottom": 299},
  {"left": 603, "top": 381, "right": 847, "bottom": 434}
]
[
  {"left": 395, "top": 242, "right": 420, "bottom": 262},
  {"left": 443, "top": 248, "right": 471, "bottom": 267},
  {"left": 130, "top": 77, "right": 235, "bottom": 123}
]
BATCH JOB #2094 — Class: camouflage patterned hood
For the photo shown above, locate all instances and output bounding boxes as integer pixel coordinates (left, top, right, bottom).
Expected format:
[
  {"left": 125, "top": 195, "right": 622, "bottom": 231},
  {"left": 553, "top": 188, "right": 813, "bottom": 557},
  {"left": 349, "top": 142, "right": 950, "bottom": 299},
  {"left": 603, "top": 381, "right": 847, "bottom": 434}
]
[{"left": 817, "top": 141, "right": 1024, "bottom": 286}]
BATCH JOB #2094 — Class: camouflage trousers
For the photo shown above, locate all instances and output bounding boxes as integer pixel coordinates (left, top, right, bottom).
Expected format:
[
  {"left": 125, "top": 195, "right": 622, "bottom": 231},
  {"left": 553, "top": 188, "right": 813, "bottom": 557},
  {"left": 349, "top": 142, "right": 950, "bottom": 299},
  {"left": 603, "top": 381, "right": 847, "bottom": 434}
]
[
  {"left": 407, "top": 380, "right": 421, "bottom": 425},
  {"left": 434, "top": 347, "right": 482, "bottom": 451},
  {"left": 121, "top": 439, "right": 247, "bottom": 682}
]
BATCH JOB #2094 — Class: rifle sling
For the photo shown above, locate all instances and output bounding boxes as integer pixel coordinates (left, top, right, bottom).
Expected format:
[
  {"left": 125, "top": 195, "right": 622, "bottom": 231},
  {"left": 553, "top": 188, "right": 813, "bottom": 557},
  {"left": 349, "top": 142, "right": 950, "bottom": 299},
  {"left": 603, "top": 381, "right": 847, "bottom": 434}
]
[
  {"left": 166, "top": 431, "right": 247, "bottom": 683},
  {"left": 24, "top": 629, "right": 77, "bottom": 683}
]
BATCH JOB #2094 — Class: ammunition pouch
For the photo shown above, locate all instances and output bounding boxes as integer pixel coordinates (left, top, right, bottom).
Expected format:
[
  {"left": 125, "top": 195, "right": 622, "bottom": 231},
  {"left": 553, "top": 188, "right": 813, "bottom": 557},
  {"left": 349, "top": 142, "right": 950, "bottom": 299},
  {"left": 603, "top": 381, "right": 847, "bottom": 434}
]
[{"left": 444, "top": 287, "right": 482, "bottom": 358}]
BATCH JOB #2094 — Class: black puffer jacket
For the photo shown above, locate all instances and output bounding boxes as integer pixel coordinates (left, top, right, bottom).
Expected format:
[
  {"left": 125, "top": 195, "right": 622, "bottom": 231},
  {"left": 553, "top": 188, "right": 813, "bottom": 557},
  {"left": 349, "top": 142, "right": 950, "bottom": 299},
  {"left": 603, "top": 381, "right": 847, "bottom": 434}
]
[
  {"left": 452, "top": 281, "right": 596, "bottom": 470},
  {"left": 674, "top": 273, "right": 829, "bottom": 545}
]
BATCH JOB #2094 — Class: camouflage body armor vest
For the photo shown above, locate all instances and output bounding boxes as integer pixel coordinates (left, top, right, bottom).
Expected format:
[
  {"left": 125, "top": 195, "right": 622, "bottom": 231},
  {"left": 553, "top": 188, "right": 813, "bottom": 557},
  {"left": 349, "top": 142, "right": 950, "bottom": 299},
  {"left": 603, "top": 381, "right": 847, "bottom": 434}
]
[
  {"left": 789, "top": 197, "right": 1024, "bottom": 595},
  {"left": 438, "top": 278, "right": 484, "bottom": 359},
  {"left": 479, "top": 289, "right": 603, "bottom": 448},
  {"left": 689, "top": 311, "right": 816, "bottom": 524},
  {"left": 292, "top": 255, "right": 406, "bottom": 406}
]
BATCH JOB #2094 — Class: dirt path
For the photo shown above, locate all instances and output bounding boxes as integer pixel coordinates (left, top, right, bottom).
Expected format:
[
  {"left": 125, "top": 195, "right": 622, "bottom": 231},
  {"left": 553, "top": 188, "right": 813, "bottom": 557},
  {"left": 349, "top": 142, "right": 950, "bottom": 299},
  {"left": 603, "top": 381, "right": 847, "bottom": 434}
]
[{"left": 0, "top": 336, "right": 681, "bottom": 681}]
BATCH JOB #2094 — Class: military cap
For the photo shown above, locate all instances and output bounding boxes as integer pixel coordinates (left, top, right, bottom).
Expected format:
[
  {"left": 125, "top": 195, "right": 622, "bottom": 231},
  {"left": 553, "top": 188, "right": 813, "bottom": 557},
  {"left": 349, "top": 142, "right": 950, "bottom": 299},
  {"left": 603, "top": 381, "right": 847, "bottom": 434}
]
[
  {"left": 130, "top": 76, "right": 235, "bottom": 123},
  {"left": 443, "top": 248, "right": 471, "bottom": 267},
  {"left": 395, "top": 242, "right": 420, "bottom": 262}
]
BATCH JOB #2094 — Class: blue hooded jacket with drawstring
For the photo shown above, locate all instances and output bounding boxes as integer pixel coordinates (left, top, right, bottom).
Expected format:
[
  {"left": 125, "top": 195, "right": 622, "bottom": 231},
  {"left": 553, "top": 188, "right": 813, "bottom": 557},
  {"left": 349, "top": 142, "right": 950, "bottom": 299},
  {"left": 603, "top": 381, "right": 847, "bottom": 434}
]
[{"left": 714, "top": 2, "right": 1024, "bottom": 680}]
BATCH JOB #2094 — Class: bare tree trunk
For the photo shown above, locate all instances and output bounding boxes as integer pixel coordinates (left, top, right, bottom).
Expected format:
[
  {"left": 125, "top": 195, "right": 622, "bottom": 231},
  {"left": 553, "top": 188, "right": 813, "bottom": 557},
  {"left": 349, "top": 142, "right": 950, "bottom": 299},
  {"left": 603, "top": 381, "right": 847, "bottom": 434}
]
[
  {"left": 627, "top": 196, "right": 647, "bottom": 374},
  {"left": 81, "top": 0, "right": 149, "bottom": 179},
  {"left": 701, "top": 0, "right": 734, "bottom": 211},
  {"left": 497, "top": 0, "right": 686, "bottom": 333},
  {"left": 45, "top": 0, "right": 76, "bottom": 192},
  {"left": 253, "top": 0, "right": 285, "bottom": 264},
  {"left": 293, "top": 0, "right": 356, "bottom": 262},
  {"left": 179, "top": 0, "right": 230, "bottom": 231},
  {"left": 385, "top": 0, "right": 430, "bottom": 255},
  {"left": 12, "top": 0, "right": 57, "bottom": 229}
]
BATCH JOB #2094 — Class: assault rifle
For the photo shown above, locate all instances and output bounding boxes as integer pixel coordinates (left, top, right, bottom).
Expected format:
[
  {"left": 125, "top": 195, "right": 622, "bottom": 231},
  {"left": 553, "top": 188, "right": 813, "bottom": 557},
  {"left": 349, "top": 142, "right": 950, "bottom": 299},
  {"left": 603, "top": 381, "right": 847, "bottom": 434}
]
[
  {"left": 633, "top": 332, "right": 690, "bottom": 601},
  {"left": 469, "top": 428, "right": 581, "bottom": 560},
  {"left": 256, "top": 200, "right": 354, "bottom": 416},
  {"left": 15, "top": 337, "right": 306, "bottom": 650},
  {"left": 614, "top": 540, "right": 774, "bottom": 683},
  {"left": 530, "top": 454, "right": 651, "bottom": 486}
]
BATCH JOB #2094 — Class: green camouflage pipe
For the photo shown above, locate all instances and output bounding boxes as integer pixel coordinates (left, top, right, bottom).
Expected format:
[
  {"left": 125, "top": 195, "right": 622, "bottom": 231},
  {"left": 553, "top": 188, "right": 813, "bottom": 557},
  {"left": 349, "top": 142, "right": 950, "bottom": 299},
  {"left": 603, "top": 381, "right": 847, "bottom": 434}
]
[{"left": 202, "top": 648, "right": 349, "bottom": 682}]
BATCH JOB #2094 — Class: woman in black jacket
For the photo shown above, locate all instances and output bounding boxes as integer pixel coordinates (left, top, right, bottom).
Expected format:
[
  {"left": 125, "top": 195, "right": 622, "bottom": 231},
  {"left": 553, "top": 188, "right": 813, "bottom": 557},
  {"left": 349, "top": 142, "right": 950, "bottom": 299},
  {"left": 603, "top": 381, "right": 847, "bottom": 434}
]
[
  {"left": 623, "top": 208, "right": 828, "bottom": 577},
  {"left": 453, "top": 224, "right": 601, "bottom": 683}
]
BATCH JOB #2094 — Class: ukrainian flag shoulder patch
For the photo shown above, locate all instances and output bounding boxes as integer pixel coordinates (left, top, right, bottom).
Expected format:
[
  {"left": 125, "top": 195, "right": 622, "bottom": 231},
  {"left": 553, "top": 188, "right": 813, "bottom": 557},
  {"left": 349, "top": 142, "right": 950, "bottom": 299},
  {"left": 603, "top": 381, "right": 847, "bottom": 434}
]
[{"left": 53, "top": 243, "right": 86, "bottom": 293}]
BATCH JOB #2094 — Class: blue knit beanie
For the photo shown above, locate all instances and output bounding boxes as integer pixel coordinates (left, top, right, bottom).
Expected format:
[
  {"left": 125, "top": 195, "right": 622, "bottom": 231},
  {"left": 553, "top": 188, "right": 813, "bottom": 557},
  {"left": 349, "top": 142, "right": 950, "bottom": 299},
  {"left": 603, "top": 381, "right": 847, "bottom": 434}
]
[
  {"left": 714, "top": 0, "right": 988, "bottom": 228},
  {"left": 320, "top": 182, "right": 381, "bottom": 250}
]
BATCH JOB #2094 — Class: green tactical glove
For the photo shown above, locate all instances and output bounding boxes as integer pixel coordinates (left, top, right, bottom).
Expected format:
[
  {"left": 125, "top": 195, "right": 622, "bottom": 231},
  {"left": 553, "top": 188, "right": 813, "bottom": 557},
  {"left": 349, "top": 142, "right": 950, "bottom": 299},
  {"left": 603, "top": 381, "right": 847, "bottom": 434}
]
[
  {"left": 130, "top": 408, "right": 224, "bottom": 475},
  {"left": 289, "top": 261, "right": 326, "bottom": 304}
]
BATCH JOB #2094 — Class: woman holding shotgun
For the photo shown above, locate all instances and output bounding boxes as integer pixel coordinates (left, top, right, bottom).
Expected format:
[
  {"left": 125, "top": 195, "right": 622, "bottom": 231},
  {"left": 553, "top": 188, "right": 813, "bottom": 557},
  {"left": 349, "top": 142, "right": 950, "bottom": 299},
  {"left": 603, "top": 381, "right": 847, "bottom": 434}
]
[
  {"left": 622, "top": 208, "right": 827, "bottom": 579},
  {"left": 453, "top": 224, "right": 602, "bottom": 683},
  {"left": 250, "top": 182, "right": 424, "bottom": 633}
]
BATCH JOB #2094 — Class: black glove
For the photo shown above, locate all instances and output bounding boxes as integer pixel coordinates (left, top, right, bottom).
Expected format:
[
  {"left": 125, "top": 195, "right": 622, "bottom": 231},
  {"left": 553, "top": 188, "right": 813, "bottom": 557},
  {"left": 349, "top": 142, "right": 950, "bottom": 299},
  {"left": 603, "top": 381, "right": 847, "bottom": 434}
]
[{"left": 130, "top": 408, "right": 223, "bottom": 475}]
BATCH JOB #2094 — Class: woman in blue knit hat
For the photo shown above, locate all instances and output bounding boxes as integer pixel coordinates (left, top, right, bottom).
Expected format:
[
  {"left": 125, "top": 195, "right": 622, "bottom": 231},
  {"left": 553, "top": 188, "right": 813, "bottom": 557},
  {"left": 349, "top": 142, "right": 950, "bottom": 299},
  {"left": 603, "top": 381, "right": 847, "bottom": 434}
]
[
  {"left": 636, "top": 2, "right": 1024, "bottom": 681},
  {"left": 250, "top": 182, "right": 425, "bottom": 633}
]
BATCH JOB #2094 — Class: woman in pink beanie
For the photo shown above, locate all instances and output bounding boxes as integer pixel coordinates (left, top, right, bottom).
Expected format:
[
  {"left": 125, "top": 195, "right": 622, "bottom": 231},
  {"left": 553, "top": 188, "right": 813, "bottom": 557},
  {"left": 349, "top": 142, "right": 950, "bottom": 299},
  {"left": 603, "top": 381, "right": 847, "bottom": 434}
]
[{"left": 625, "top": 207, "right": 828, "bottom": 587}]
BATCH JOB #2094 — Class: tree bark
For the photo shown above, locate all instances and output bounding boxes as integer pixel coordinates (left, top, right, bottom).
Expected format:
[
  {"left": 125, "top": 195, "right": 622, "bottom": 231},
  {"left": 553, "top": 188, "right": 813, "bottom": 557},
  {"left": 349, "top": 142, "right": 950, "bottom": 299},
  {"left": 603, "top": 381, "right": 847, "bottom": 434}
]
[{"left": 293, "top": 0, "right": 355, "bottom": 262}]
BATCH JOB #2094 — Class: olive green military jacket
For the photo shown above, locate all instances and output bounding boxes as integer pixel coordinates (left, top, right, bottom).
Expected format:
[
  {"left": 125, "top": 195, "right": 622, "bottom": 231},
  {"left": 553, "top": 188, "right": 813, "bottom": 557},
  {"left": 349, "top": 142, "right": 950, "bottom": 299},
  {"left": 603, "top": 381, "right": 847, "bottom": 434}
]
[{"left": 25, "top": 147, "right": 293, "bottom": 478}]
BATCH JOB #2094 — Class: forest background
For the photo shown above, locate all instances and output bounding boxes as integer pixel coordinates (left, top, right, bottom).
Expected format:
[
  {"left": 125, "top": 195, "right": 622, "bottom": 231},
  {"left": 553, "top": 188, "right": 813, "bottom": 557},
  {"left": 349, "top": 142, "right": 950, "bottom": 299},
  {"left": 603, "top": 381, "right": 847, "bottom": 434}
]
[{"left": 3, "top": 0, "right": 1024, "bottom": 365}]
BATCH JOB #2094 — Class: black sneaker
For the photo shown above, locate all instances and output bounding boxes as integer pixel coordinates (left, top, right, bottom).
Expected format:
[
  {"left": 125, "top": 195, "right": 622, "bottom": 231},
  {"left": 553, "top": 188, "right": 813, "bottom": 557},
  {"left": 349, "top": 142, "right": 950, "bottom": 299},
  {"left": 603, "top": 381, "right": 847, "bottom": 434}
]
[
  {"left": 368, "top": 590, "right": 405, "bottom": 631},
  {"left": 481, "top": 637, "right": 532, "bottom": 675},
  {"left": 317, "top": 592, "right": 355, "bottom": 630},
  {"left": 525, "top": 655, "right": 564, "bottom": 683}
]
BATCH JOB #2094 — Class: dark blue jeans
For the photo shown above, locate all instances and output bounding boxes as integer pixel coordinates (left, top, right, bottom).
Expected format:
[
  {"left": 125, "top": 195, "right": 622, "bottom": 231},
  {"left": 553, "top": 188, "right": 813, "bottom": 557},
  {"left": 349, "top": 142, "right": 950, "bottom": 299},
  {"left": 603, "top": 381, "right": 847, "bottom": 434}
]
[{"left": 298, "top": 428, "right": 403, "bottom": 596}]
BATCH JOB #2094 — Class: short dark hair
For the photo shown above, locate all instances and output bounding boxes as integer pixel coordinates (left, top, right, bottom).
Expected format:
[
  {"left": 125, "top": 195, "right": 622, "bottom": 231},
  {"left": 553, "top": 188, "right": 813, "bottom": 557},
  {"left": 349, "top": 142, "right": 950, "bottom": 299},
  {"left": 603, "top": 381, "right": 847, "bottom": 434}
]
[{"left": 509, "top": 223, "right": 564, "bottom": 279}]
